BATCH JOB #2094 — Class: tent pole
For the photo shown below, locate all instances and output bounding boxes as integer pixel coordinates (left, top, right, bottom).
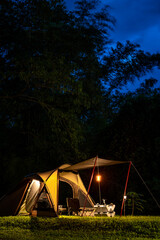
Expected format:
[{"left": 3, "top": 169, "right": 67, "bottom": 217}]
[
  {"left": 97, "top": 165, "right": 101, "bottom": 204},
  {"left": 120, "top": 161, "right": 132, "bottom": 217},
  {"left": 81, "top": 156, "right": 98, "bottom": 216},
  {"left": 98, "top": 180, "right": 101, "bottom": 204}
]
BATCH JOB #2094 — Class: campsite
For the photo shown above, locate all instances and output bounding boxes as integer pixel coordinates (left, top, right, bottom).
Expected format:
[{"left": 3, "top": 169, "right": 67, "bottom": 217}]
[
  {"left": 0, "top": 157, "right": 130, "bottom": 217},
  {"left": 1, "top": 0, "right": 160, "bottom": 239},
  {"left": 0, "top": 157, "right": 160, "bottom": 239},
  {"left": 2, "top": 157, "right": 158, "bottom": 218}
]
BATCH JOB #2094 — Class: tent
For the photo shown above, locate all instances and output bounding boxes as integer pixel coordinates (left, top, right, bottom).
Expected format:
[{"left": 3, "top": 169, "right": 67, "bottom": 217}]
[{"left": 0, "top": 157, "right": 127, "bottom": 217}]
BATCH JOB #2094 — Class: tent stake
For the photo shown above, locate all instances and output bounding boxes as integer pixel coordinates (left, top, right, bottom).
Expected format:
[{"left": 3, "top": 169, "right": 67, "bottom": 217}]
[
  {"left": 120, "top": 161, "right": 132, "bottom": 217},
  {"left": 81, "top": 156, "right": 98, "bottom": 216}
]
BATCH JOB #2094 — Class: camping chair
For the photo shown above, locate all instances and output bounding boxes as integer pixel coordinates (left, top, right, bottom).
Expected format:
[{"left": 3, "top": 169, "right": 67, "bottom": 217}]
[{"left": 66, "top": 198, "right": 80, "bottom": 215}]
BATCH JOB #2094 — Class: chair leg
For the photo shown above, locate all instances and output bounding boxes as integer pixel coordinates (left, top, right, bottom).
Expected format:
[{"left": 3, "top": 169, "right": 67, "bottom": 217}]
[{"left": 68, "top": 207, "right": 71, "bottom": 215}]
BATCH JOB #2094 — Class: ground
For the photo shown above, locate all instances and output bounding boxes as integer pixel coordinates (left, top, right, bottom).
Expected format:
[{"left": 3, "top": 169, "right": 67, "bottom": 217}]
[{"left": 0, "top": 216, "right": 160, "bottom": 240}]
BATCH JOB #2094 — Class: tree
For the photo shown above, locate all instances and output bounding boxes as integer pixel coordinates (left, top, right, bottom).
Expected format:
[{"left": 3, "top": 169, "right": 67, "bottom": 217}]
[
  {"left": 0, "top": 0, "right": 115, "bottom": 195},
  {"left": 95, "top": 86, "right": 160, "bottom": 214},
  {"left": 102, "top": 41, "right": 160, "bottom": 93},
  {"left": 126, "top": 192, "right": 146, "bottom": 216}
]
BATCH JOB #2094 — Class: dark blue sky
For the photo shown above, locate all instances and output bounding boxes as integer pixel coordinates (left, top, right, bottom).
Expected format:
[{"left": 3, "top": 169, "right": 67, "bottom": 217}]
[
  {"left": 107, "top": 0, "right": 160, "bottom": 54},
  {"left": 107, "top": 0, "right": 160, "bottom": 91},
  {"left": 65, "top": 0, "right": 160, "bottom": 91},
  {"left": 65, "top": 0, "right": 160, "bottom": 53}
]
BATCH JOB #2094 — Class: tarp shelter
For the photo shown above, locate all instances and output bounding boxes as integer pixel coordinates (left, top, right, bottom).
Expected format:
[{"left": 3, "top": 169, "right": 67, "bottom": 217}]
[{"left": 0, "top": 157, "right": 127, "bottom": 217}]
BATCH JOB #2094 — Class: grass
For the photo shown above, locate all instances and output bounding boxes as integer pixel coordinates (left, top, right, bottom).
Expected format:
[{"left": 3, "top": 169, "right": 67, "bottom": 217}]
[{"left": 0, "top": 216, "right": 160, "bottom": 240}]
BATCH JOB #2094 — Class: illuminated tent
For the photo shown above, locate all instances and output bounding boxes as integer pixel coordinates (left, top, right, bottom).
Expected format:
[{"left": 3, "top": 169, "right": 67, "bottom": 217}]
[{"left": 0, "top": 157, "right": 127, "bottom": 217}]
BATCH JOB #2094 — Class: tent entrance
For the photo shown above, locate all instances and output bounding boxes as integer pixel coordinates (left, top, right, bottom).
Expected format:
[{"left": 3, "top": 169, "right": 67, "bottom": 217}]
[
  {"left": 32, "top": 186, "right": 57, "bottom": 217},
  {"left": 59, "top": 181, "right": 73, "bottom": 206},
  {"left": 35, "top": 188, "right": 51, "bottom": 210}
]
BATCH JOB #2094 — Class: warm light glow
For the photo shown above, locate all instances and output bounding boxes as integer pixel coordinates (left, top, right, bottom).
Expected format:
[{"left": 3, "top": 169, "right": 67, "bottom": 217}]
[
  {"left": 32, "top": 179, "right": 40, "bottom": 188},
  {"left": 124, "top": 195, "right": 127, "bottom": 200},
  {"left": 96, "top": 175, "right": 101, "bottom": 182}
]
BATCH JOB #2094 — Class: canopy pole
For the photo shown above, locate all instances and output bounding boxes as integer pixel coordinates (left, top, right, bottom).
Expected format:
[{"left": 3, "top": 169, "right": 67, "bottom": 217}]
[
  {"left": 97, "top": 164, "right": 102, "bottom": 204},
  {"left": 120, "top": 161, "right": 132, "bottom": 217},
  {"left": 81, "top": 156, "right": 98, "bottom": 216}
]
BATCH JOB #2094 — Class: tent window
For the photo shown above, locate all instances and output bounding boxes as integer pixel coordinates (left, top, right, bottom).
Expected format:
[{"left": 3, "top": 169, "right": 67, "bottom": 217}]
[{"left": 78, "top": 190, "right": 93, "bottom": 208}]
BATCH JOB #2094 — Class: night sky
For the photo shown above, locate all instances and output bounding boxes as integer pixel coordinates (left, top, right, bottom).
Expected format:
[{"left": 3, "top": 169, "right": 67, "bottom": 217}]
[
  {"left": 107, "top": 0, "right": 160, "bottom": 53},
  {"left": 65, "top": 0, "right": 160, "bottom": 91}
]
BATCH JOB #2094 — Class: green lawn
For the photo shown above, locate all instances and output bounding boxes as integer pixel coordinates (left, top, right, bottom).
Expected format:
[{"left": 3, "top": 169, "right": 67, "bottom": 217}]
[{"left": 0, "top": 216, "right": 160, "bottom": 240}]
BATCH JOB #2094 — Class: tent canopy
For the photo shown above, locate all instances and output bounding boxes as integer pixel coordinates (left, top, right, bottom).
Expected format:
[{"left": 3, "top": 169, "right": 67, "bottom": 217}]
[{"left": 62, "top": 157, "right": 128, "bottom": 171}]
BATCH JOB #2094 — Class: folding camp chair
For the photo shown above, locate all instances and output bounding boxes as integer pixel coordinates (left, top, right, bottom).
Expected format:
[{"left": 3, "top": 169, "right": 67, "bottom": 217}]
[{"left": 66, "top": 198, "right": 80, "bottom": 215}]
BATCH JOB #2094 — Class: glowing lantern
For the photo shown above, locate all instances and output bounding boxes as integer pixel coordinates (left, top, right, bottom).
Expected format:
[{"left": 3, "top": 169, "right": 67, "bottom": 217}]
[
  {"left": 124, "top": 195, "right": 127, "bottom": 200},
  {"left": 96, "top": 175, "right": 101, "bottom": 182}
]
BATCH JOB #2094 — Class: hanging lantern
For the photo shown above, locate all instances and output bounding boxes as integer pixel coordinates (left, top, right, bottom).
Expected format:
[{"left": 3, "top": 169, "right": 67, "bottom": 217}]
[
  {"left": 96, "top": 175, "right": 101, "bottom": 182},
  {"left": 124, "top": 195, "right": 127, "bottom": 200}
]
